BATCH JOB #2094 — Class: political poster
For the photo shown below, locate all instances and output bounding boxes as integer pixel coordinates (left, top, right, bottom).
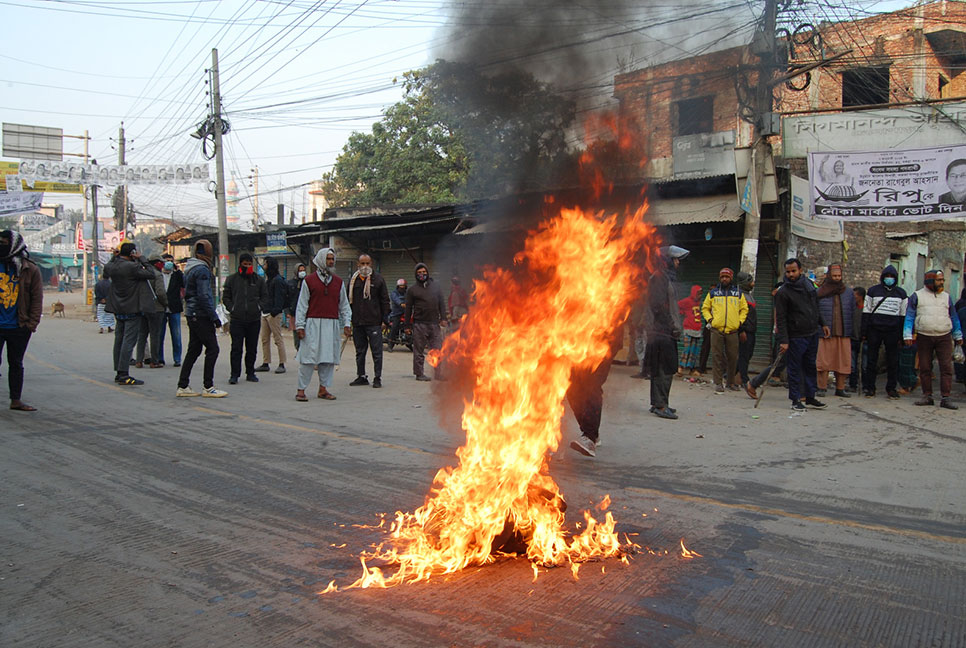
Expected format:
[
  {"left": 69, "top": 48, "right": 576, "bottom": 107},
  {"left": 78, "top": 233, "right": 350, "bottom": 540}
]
[
  {"left": 0, "top": 191, "right": 43, "bottom": 217},
  {"left": 13, "top": 160, "right": 210, "bottom": 187},
  {"left": 789, "top": 175, "right": 844, "bottom": 242},
  {"left": 807, "top": 144, "right": 966, "bottom": 221}
]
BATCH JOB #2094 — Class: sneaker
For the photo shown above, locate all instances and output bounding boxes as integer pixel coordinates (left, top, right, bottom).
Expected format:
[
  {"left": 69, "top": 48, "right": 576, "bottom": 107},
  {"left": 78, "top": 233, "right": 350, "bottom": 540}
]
[
  {"left": 652, "top": 407, "right": 679, "bottom": 420},
  {"left": 202, "top": 387, "right": 228, "bottom": 398},
  {"left": 275, "top": 364, "right": 286, "bottom": 374},
  {"left": 790, "top": 401, "right": 806, "bottom": 411},
  {"left": 864, "top": 390, "right": 875, "bottom": 398},
  {"left": 176, "top": 386, "right": 200, "bottom": 397},
  {"left": 350, "top": 376, "right": 370, "bottom": 386},
  {"left": 714, "top": 384, "right": 725, "bottom": 394},
  {"left": 815, "top": 389, "right": 827, "bottom": 397},
  {"left": 804, "top": 397, "right": 827, "bottom": 409},
  {"left": 246, "top": 374, "right": 259, "bottom": 382},
  {"left": 940, "top": 398, "right": 959, "bottom": 410},
  {"left": 569, "top": 435, "right": 597, "bottom": 457},
  {"left": 372, "top": 377, "right": 382, "bottom": 388},
  {"left": 886, "top": 390, "right": 900, "bottom": 400},
  {"left": 415, "top": 375, "right": 432, "bottom": 382},
  {"left": 228, "top": 376, "right": 238, "bottom": 385},
  {"left": 727, "top": 383, "right": 741, "bottom": 392},
  {"left": 649, "top": 405, "right": 677, "bottom": 414},
  {"left": 117, "top": 375, "right": 144, "bottom": 386},
  {"left": 915, "top": 396, "right": 934, "bottom": 406},
  {"left": 173, "top": 362, "right": 181, "bottom": 367},
  {"left": 254, "top": 363, "right": 270, "bottom": 372},
  {"left": 833, "top": 389, "right": 851, "bottom": 398},
  {"left": 745, "top": 383, "right": 758, "bottom": 400}
]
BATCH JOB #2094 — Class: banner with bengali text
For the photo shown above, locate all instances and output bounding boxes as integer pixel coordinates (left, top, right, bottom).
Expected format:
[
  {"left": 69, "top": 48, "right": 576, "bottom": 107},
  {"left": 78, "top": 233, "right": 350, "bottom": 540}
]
[{"left": 11, "top": 159, "right": 210, "bottom": 187}]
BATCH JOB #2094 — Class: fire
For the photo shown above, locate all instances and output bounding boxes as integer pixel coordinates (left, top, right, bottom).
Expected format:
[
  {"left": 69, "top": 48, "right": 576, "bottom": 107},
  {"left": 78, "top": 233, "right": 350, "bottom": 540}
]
[{"left": 679, "top": 539, "right": 702, "bottom": 559}]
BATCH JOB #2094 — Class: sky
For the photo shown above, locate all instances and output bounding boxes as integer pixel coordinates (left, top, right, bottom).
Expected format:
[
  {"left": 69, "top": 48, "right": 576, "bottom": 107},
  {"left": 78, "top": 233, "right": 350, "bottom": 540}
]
[{"left": 1, "top": 0, "right": 912, "bottom": 230}]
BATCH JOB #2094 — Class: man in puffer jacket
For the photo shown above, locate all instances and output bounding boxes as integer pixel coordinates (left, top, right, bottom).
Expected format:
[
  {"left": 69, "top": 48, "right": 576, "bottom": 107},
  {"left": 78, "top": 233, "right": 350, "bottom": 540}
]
[
  {"left": 701, "top": 267, "right": 748, "bottom": 393},
  {"left": 223, "top": 252, "right": 267, "bottom": 384},
  {"left": 862, "top": 264, "right": 907, "bottom": 399}
]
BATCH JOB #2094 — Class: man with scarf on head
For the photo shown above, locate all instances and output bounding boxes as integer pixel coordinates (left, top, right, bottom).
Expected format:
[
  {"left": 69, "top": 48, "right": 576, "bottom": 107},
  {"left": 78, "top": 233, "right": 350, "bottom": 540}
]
[
  {"left": 255, "top": 256, "right": 288, "bottom": 374},
  {"left": 222, "top": 252, "right": 267, "bottom": 384},
  {"left": 862, "top": 264, "right": 907, "bottom": 399},
  {"left": 702, "top": 267, "right": 748, "bottom": 394},
  {"left": 294, "top": 248, "right": 351, "bottom": 401},
  {"left": 903, "top": 270, "right": 963, "bottom": 409},
  {"left": 815, "top": 264, "right": 858, "bottom": 398},
  {"left": 405, "top": 262, "right": 447, "bottom": 381},
  {"left": 644, "top": 245, "right": 689, "bottom": 421},
  {"left": 104, "top": 242, "right": 157, "bottom": 386},
  {"left": 775, "top": 258, "right": 830, "bottom": 411},
  {"left": 177, "top": 239, "right": 227, "bottom": 397},
  {"left": 0, "top": 230, "right": 42, "bottom": 411},
  {"left": 348, "top": 254, "right": 390, "bottom": 388}
]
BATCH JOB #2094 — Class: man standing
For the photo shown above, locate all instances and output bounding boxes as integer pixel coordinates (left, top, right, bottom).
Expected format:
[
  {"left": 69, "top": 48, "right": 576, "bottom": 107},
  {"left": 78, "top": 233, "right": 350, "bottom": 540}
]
[
  {"left": 644, "top": 245, "right": 689, "bottom": 420},
  {"left": 735, "top": 272, "right": 757, "bottom": 389},
  {"left": 815, "top": 264, "right": 857, "bottom": 398},
  {"left": 701, "top": 268, "right": 748, "bottom": 394},
  {"left": 388, "top": 278, "right": 407, "bottom": 351},
  {"left": 94, "top": 272, "right": 114, "bottom": 334},
  {"left": 294, "top": 248, "right": 351, "bottom": 401},
  {"left": 903, "top": 270, "right": 963, "bottom": 409},
  {"left": 862, "top": 265, "right": 907, "bottom": 399},
  {"left": 348, "top": 254, "right": 390, "bottom": 388},
  {"left": 222, "top": 252, "right": 267, "bottom": 384},
  {"left": 775, "top": 258, "right": 829, "bottom": 411},
  {"left": 177, "top": 239, "right": 226, "bottom": 398},
  {"left": 405, "top": 262, "right": 447, "bottom": 382},
  {"left": 255, "top": 256, "right": 288, "bottom": 374},
  {"left": 0, "top": 231, "right": 42, "bottom": 411},
  {"left": 287, "top": 263, "right": 307, "bottom": 351},
  {"left": 159, "top": 253, "right": 184, "bottom": 366},
  {"left": 676, "top": 284, "right": 703, "bottom": 376},
  {"left": 134, "top": 259, "right": 167, "bottom": 369},
  {"left": 105, "top": 242, "right": 156, "bottom": 386}
]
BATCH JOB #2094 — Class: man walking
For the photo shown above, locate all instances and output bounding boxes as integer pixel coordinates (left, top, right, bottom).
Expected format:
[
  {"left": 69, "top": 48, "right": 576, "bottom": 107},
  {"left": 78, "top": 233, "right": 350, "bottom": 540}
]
[
  {"left": 105, "top": 242, "right": 156, "bottom": 386},
  {"left": 348, "top": 254, "right": 390, "bottom": 388},
  {"left": 158, "top": 253, "right": 184, "bottom": 366},
  {"left": 222, "top": 252, "right": 267, "bottom": 384},
  {"left": 177, "top": 239, "right": 227, "bottom": 398},
  {"left": 294, "top": 248, "right": 351, "bottom": 402},
  {"left": 862, "top": 265, "right": 907, "bottom": 399},
  {"left": 775, "top": 258, "right": 829, "bottom": 411},
  {"left": 388, "top": 278, "right": 407, "bottom": 351},
  {"left": 815, "top": 264, "right": 857, "bottom": 398},
  {"left": 701, "top": 268, "right": 748, "bottom": 393},
  {"left": 644, "top": 245, "right": 689, "bottom": 420},
  {"left": 405, "top": 262, "right": 447, "bottom": 381},
  {"left": 0, "top": 230, "right": 42, "bottom": 411},
  {"left": 255, "top": 256, "right": 288, "bottom": 374},
  {"left": 903, "top": 270, "right": 963, "bottom": 409}
]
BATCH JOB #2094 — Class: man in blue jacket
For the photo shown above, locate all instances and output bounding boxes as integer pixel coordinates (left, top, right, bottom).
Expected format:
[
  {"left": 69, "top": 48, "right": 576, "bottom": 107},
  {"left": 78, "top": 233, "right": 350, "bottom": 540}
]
[{"left": 177, "top": 239, "right": 227, "bottom": 398}]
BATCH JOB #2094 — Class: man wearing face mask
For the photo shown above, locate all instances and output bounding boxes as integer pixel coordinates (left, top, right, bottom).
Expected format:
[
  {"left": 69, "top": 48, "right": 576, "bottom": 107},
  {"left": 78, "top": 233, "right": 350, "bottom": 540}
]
[
  {"left": 287, "top": 263, "right": 307, "bottom": 350},
  {"left": 0, "top": 230, "right": 43, "bottom": 411},
  {"left": 862, "top": 265, "right": 907, "bottom": 399},
  {"left": 159, "top": 253, "right": 184, "bottom": 366},
  {"left": 348, "top": 254, "right": 390, "bottom": 388},
  {"left": 903, "top": 270, "right": 963, "bottom": 409},
  {"left": 388, "top": 278, "right": 407, "bottom": 351},
  {"left": 405, "top": 263, "right": 447, "bottom": 381},
  {"left": 222, "top": 252, "right": 268, "bottom": 384}
]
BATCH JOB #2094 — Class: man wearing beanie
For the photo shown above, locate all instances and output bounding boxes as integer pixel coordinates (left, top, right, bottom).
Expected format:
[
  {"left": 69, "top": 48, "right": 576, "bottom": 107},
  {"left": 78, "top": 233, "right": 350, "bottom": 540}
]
[
  {"left": 0, "top": 230, "right": 43, "bottom": 411},
  {"left": 177, "top": 239, "right": 227, "bottom": 398},
  {"left": 222, "top": 252, "right": 267, "bottom": 384},
  {"left": 701, "top": 267, "right": 748, "bottom": 394},
  {"left": 903, "top": 270, "right": 963, "bottom": 409}
]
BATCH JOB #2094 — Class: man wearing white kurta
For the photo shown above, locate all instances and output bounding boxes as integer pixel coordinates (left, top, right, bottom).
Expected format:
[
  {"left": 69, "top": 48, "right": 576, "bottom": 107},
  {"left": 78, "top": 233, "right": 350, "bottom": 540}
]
[{"left": 295, "top": 248, "right": 351, "bottom": 401}]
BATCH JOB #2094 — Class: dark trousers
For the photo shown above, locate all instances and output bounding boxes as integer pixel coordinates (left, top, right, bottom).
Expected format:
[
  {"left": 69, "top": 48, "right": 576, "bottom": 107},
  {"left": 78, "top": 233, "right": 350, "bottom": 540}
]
[
  {"left": 136, "top": 311, "right": 164, "bottom": 363},
  {"left": 697, "top": 326, "right": 711, "bottom": 372},
  {"left": 849, "top": 339, "right": 863, "bottom": 390},
  {"left": 737, "top": 331, "right": 756, "bottom": 384},
  {"left": 863, "top": 327, "right": 901, "bottom": 393},
  {"left": 0, "top": 327, "right": 31, "bottom": 400},
  {"left": 566, "top": 357, "right": 614, "bottom": 443},
  {"left": 353, "top": 324, "right": 383, "bottom": 378},
  {"left": 786, "top": 333, "right": 819, "bottom": 402},
  {"left": 179, "top": 316, "right": 219, "bottom": 389},
  {"left": 229, "top": 318, "right": 261, "bottom": 379},
  {"left": 158, "top": 312, "right": 183, "bottom": 364},
  {"left": 917, "top": 333, "right": 954, "bottom": 397},
  {"left": 412, "top": 321, "right": 442, "bottom": 378},
  {"left": 647, "top": 335, "right": 678, "bottom": 409},
  {"left": 113, "top": 315, "right": 141, "bottom": 376},
  {"left": 389, "top": 315, "right": 402, "bottom": 347}
]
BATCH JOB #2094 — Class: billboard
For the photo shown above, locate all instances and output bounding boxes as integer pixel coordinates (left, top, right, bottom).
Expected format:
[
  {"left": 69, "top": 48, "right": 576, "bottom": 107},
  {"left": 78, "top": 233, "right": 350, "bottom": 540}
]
[
  {"left": 2, "top": 123, "right": 63, "bottom": 161},
  {"left": 0, "top": 192, "right": 43, "bottom": 217},
  {"left": 807, "top": 144, "right": 966, "bottom": 221},
  {"left": 15, "top": 160, "right": 210, "bottom": 187},
  {"left": 0, "top": 161, "right": 83, "bottom": 193}
]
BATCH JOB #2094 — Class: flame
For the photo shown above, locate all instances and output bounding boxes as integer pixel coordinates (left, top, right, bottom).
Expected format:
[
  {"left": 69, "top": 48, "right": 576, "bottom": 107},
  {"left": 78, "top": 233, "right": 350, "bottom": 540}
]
[
  {"left": 330, "top": 114, "right": 660, "bottom": 590},
  {"left": 680, "top": 539, "right": 702, "bottom": 559}
]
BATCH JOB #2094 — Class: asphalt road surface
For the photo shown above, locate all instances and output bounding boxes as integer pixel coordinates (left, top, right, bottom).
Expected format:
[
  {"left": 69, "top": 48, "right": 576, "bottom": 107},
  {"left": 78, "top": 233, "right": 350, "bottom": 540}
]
[{"left": 2, "top": 314, "right": 964, "bottom": 647}]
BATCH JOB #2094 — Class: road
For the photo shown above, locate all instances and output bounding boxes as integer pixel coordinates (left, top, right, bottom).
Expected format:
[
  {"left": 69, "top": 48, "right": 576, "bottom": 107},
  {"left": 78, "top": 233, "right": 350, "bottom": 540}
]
[{"left": 2, "top": 306, "right": 964, "bottom": 647}]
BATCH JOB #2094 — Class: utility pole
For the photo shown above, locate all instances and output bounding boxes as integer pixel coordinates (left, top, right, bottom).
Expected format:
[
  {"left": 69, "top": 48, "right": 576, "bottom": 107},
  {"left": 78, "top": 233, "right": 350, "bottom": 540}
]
[
  {"left": 211, "top": 48, "right": 230, "bottom": 295},
  {"left": 90, "top": 157, "right": 99, "bottom": 318},
  {"left": 81, "top": 129, "right": 90, "bottom": 294},
  {"left": 739, "top": 0, "right": 778, "bottom": 278},
  {"left": 118, "top": 122, "right": 128, "bottom": 236},
  {"left": 250, "top": 165, "right": 260, "bottom": 231}
]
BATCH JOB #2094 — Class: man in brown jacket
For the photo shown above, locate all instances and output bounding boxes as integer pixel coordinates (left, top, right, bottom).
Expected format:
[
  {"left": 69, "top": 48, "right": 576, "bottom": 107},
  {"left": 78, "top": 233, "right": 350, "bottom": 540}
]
[{"left": 0, "top": 230, "right": 43, "bottom": 411}]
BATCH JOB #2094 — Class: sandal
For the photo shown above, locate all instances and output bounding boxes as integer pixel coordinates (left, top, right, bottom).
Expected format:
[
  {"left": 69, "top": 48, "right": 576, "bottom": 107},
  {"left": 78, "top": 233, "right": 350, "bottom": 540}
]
[
  {"left": 317, "top": 388, "right": 336, "bottom": 400},
  {"left": 10, "top": 403, "right": 37, "bottom": 411},
  {"left": 295, "top": 392, "right": 308, "bottom": 402}
]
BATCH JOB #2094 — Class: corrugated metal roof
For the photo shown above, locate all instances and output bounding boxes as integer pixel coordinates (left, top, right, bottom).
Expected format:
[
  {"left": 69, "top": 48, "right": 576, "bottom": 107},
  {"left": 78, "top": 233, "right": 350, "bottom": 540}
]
[{"left": 646, "top": 194, "right": 742, "bottom": 226}]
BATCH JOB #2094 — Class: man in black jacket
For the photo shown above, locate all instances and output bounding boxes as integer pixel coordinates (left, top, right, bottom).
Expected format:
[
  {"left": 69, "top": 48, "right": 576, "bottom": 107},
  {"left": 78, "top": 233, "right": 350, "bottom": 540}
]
[
  {"left": 104, "top": 242, "right": 157, "bottom": 386},
  {"left": 405, "top": 262, "right": 447, "bottom": 381},
  {"left": 775, "top": 258, "right": 830, "bottom": 411},
  {"left": 222, "top": 252, "right": 267, "bottom": 384},
  {"left": 645, "top": 245, "right": 688, "bottom": 420},
  {"left": 862, "top": 264, "right": 907, "bottom": 399},
  {"left": 178, "top": 239, "right": 227, "bottom": 398},
  {"left": 159, "top": 253, "right": 184, "bottom": 366},
  {"left": 348, "top": 254, "right": 390, "bottom": 388},
  {"left": 256, "top": 256, "right": 288, "bottom": 374}
]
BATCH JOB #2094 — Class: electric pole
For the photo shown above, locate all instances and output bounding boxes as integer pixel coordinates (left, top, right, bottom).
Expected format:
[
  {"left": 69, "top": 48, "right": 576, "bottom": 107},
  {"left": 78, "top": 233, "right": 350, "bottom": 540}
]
[
  {"left": 118, "top": 122, "right": 128, "bottom": 236},
  {"left": 739, "top": 0, "right": 778, "bottom": 277},
  {"left": 211, "top": 48, "right": 230, "bottom": 294},
  {"left": 250, "top": 165, "right": 260, "bottom": 231},
  {"left": 81, "top": 129, "right": 90, "bottom": 294},
  {"left": 90, "top": 157, "right": 99, "bottom": 318}
]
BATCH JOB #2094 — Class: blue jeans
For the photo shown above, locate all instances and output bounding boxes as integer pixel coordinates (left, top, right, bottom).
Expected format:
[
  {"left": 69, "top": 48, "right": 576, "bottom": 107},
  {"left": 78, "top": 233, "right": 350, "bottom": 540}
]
[
  {"left": 786, "top": 333, "right": 819, "bottom": 402},
  {"left": 158, "top": 312, "right": 183, "bottom": 364}
]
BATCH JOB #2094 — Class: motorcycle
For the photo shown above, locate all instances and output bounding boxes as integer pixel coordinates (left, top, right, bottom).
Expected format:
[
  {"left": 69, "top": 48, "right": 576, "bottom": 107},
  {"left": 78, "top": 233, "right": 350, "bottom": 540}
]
[{"left": 384, "top": 314, "right": 413, "bottom": 351}]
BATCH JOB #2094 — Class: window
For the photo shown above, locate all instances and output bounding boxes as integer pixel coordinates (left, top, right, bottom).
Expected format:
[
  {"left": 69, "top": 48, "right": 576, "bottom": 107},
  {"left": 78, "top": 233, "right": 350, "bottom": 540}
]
[
  {"left": 939, "top": 74, "right": 949, "bottom": 98},
  {"left": 674, "top": 96, "right": 713, "bottom": 136},
  {"left": 841, "top": 67, "right": 890, "bottom": 107}
]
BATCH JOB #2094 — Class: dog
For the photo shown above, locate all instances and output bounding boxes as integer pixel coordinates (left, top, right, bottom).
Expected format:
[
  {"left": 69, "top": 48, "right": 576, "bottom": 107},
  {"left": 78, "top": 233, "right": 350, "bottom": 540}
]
[{"left": 51, "top": 301, "right": 66, "bottom": 317}]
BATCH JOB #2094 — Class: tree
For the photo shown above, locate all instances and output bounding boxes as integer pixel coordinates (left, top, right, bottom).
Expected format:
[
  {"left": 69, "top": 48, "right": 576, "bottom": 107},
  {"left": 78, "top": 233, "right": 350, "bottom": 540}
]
[{"left": 323, "top": 61, "right": 576, "bottom": 207}]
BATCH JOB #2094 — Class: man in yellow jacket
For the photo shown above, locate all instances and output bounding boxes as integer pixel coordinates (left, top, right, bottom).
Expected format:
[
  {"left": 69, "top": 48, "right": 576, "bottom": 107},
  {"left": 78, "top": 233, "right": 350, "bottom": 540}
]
[{"left": 701, "top": 267, "right": 749, "bottom": 393}]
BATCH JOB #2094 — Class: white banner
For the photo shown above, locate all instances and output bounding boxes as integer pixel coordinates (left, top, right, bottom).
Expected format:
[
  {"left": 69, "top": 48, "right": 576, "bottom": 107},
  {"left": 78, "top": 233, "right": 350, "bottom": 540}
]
[
  {"left": 808, "top": 145, "right": 966, "bottom": 221},
  {"left": 0, "top": 191, "right": 42, "bottom": 217},
  {"left": 790, "top": 175, "right": 844, "bottom": 242},
  {"left": 15, "top": 160, "right": 210, "bottom": 187}
]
